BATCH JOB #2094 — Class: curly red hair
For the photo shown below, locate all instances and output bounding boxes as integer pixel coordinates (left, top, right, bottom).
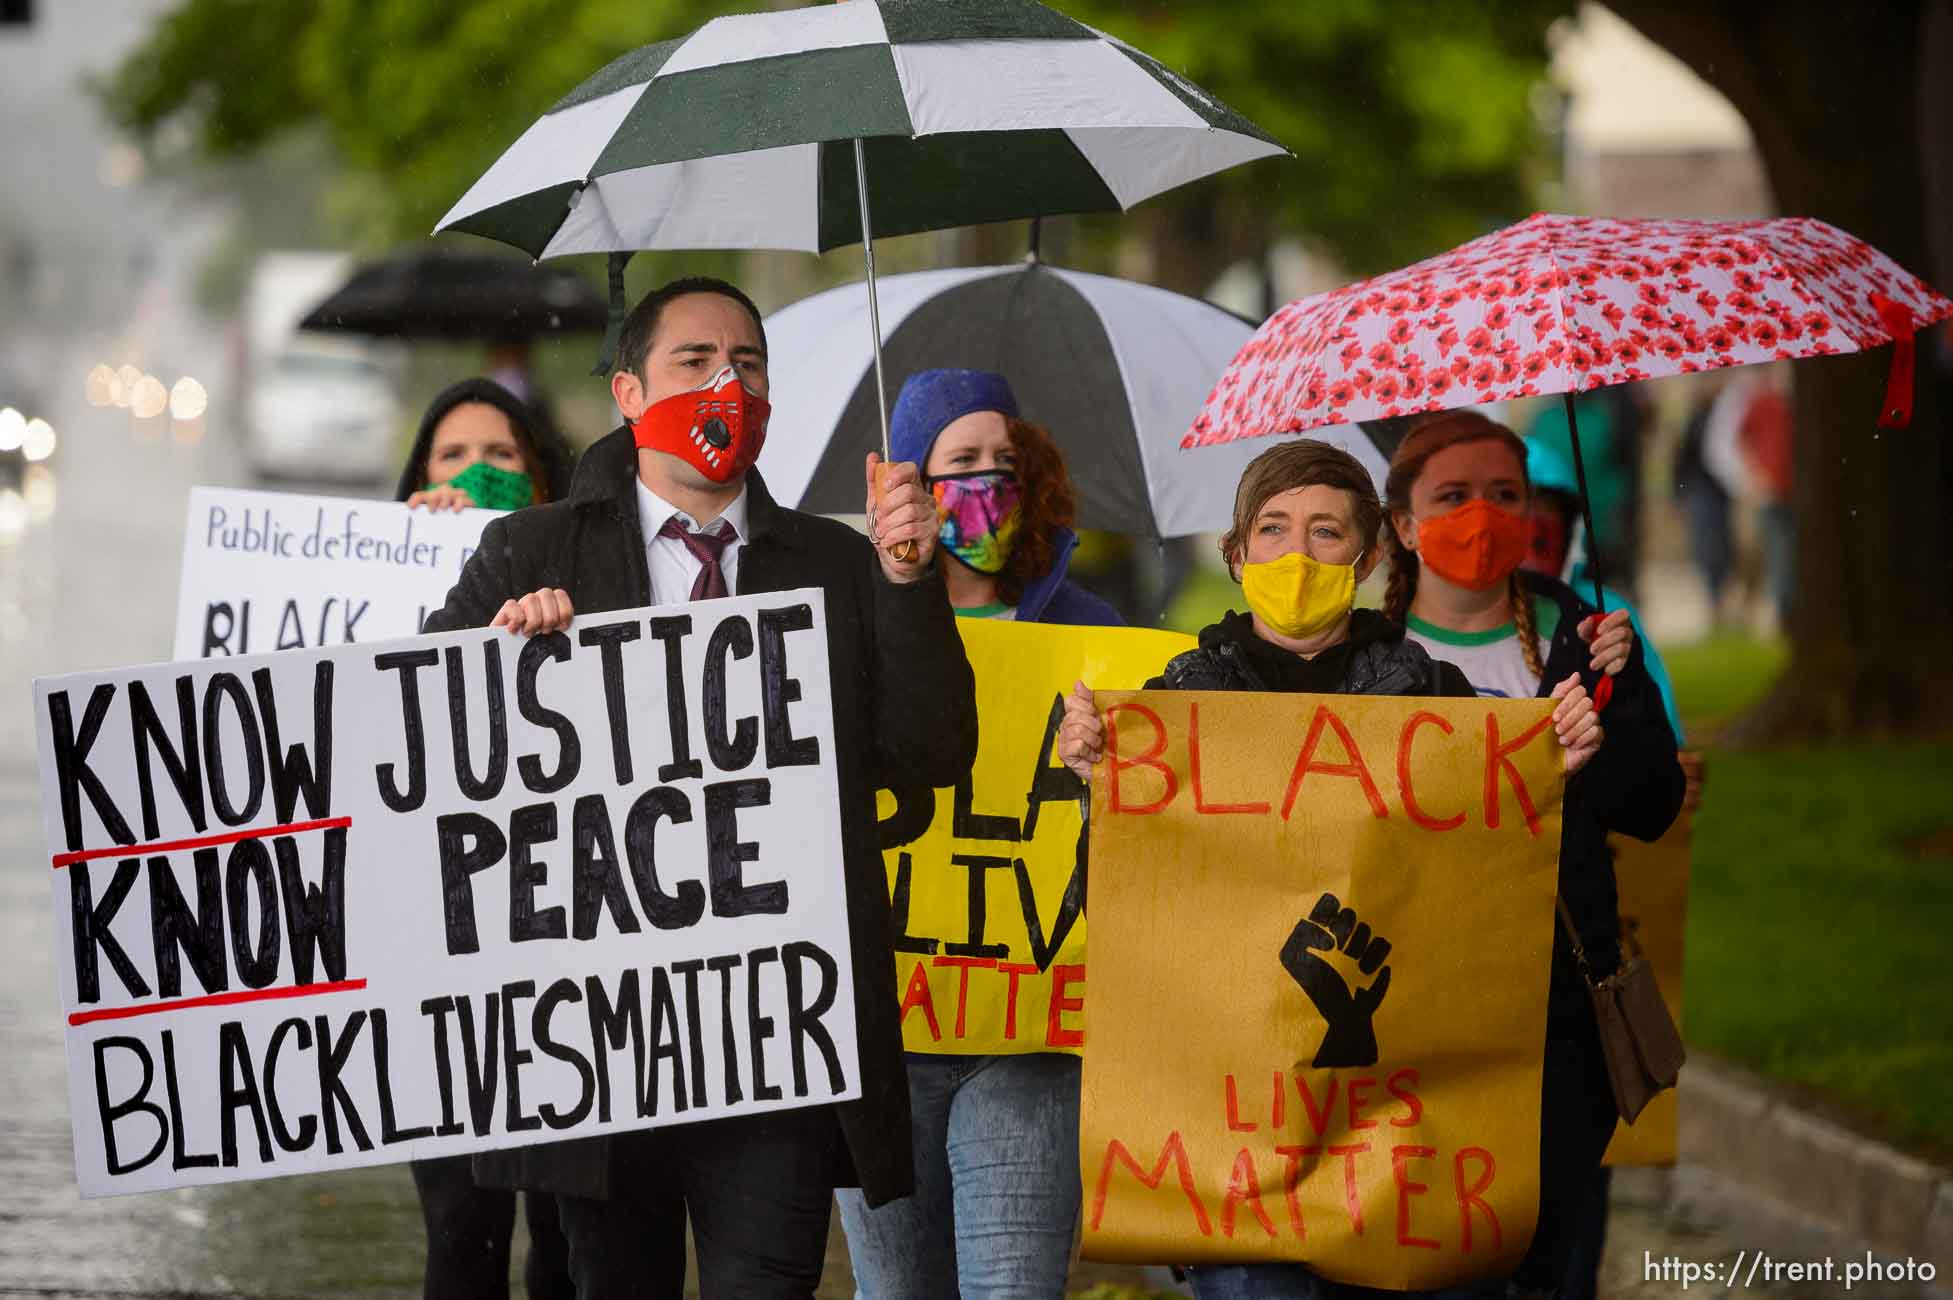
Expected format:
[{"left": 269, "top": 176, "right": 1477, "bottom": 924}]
[{"left": 995, "top": 416, "right": 1077, "bottom": 606}]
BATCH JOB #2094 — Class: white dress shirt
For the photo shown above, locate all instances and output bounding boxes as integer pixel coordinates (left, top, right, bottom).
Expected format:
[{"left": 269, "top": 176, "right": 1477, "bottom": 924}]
[{"left": 634, "top": 477, "right": 750, "bottom": 605}]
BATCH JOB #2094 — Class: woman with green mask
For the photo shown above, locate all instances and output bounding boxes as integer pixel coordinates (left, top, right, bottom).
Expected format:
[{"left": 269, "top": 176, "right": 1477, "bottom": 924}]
[
  {"left": 1057, "top": 437, "right": 1608, "bottom": 1300},
  {"left": 399, "top": 375, "right": 587, "bottom": 1300},
  {"left": 398, "top": 377, "right": 571, "bottom": 513}
]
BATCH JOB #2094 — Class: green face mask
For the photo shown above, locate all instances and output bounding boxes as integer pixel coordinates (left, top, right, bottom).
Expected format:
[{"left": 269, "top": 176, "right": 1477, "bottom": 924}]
[{"left": 435, "top": 461, "right": 534, "bottom": 511}]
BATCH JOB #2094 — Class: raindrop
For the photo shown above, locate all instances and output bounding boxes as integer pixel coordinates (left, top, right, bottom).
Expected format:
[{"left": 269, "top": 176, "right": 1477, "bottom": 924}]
[
  {"left": 130, "top": 375, "right": 169, "bottom": 421},
  {"left": 170, "top": 376, "right": 209, "bottom": 422}
]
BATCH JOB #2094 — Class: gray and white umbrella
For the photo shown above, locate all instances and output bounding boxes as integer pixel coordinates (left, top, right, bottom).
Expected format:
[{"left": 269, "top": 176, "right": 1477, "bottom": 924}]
[
  {"left": 434, "top": 0, "right": 1288, "bottom": 506},
  {"left": 436, "top": 0, "right": 1285, "bottom": 259},
  {"left": 757, "top": 262, "right": 1390, "bottom": 539}
]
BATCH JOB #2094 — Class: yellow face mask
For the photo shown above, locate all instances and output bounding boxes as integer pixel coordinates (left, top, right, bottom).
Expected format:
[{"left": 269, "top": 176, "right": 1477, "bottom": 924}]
[{"left": 1239, "top": 549, "right": 1360, "bottom": 640}]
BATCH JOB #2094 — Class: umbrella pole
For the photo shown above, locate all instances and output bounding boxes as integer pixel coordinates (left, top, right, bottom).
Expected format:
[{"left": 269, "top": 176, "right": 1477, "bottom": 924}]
[
  {"left": 1561, "top": 391, "right": 1620, "bottom": 710},
  {"left": 1559, "top": 391, "right": 1610, "bottom": 614},
  {"left": 854, "top": 137, "right": 914, "bottom": 562}
]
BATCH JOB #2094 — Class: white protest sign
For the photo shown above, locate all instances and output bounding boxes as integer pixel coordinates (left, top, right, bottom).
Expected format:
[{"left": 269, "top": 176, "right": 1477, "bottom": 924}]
[
  {"left": 37, "top": 589, "right": 858, "bottom": 1197},
  {"left": 173, "top": 487, "right": 500, "bottom": 660}
]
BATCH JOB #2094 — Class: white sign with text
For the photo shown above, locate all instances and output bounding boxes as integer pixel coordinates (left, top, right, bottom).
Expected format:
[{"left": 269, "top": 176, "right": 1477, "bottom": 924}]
[
  {"left": 39, "top": 590, "right": 858, "bottom": 1196},
  {"left": 173, "top": 487, "right": 500, "bottom": 659}
]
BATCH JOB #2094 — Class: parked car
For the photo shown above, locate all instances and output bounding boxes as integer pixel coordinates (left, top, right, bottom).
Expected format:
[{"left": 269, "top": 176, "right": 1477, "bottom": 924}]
[{"left": 242, "top": 252, "right": 402, "bottom": 482}]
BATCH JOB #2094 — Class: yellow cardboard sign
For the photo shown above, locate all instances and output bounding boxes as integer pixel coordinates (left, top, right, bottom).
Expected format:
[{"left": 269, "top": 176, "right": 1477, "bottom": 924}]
[
  {"left": 1602, "top": 815, "right": 1691, "bottom": 1167},
  {"left": 1080, "top": 691, "right": 1566, "bottom": 1289},
  {"left": 878, "top": 620, "right": 1195, "bottom": 1055}
]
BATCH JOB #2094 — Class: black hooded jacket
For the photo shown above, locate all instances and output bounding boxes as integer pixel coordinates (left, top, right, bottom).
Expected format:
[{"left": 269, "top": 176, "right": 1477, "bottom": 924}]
[
  {"left": 1517, "top": 570, "right": 1684, "bottom": 1005},
  {"left": 1147, "top": 607, "right": 1475, "bottom": 698}
]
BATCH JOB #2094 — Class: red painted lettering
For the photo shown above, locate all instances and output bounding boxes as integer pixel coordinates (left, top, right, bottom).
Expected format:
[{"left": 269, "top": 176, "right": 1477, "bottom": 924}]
[
  {"left": 1191, "top": 703, "right": 1270, "bottom": 814},
  {"left": 898, "top": 961, "right": 941, "bottom": 1041},
  {"left": 1455, "top": 1147, "right": 1501, "bottom": 1253},
  {"left": 998, "top": 962, "right": 1038, "bottom": 1040},
  {"left": 1270, "top": 1069, "right": 1286, "bottom": 1129},
  {"left": 1387, "top": 1068, "right": 1424, "bottom": 1128},
  {"left": 1397, "top": 711, "right": 1466, "bottom": 831},
  {"left": 1046, "top": 963, "right": 1085, "bottom": 1048},
  {"left": 1274, "top": 1144, "right": 1316, "bottom": 1238},
  {"left": 1346, "top": 1076, "right": 1378, "bottom": 1130},
  {"left": 1294, "top": 1074, "right": 1339, "bottom": 1136},
  {"left": 1106, "top": 703, "right": 1178, "bottom": 815},
  {"left": 1327, "top": 1142, "right": 1370, "bottom": 1233},
  {"left": 1225, "top": 1074, "right": 1257, "bottom": 1132},
  {"left": 1282, "top": 704, "right": 1388, "bottom": 821},
  {"left": 931, "top": 955, "right": 996, "bottom": 1040},
  {"left": 1484, "top": 711, "right": 1552, "bottom": 837},
  {"left": 1390, "top": 1145, "right": 1441, "bottom": 1250},
  {"left": 1221, "top": 1148, "right": 1277, "bottom": 1238},
  {"left": 1090, "top": 1132, "right": 1212, "bottom": 1236}
]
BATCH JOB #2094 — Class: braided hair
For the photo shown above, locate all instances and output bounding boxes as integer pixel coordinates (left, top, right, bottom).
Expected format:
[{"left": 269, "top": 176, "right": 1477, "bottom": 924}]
[{"left": 1382, "top": 410, "right": 1543, "bottom": 681}]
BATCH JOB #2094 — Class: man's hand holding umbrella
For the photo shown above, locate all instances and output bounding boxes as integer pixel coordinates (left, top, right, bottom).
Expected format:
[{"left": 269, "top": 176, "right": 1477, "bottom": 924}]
[{"left": 863, "top": 452, "right": 935, "bottom": 584}]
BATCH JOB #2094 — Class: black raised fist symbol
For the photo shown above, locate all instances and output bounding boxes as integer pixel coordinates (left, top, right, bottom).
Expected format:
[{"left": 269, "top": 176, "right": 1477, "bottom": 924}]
[{"left": 1280, "top": 892, "right": 1392, "bottom": 1069}]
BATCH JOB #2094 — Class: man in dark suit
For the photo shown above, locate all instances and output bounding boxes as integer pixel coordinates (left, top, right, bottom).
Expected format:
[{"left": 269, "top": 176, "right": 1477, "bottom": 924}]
[{"left": 424, "top": 276, "right": 977, "bottom": 1299}]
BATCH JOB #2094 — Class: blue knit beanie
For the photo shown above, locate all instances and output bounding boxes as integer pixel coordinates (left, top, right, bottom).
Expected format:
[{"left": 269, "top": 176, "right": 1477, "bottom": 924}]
[{"left": 889, "top": 368, "right": 1019, "bottom": 469}]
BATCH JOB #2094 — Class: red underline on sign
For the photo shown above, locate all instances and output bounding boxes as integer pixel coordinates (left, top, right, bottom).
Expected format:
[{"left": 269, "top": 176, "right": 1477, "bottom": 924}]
[
  {"left": 50, "top": 816, "right": 353, "bottom": 869},
  {"left": 68, "top": 978, "right": 368, "bottom": 1026}
]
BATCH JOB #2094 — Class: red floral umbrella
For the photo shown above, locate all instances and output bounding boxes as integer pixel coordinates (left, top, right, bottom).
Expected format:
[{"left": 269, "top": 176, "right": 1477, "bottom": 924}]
[
  {"left": 1185, "top": 213, "right": 1951, "bottom": 446},
  {"left": 1182, "top": 213, "right": 1951, "bottom": 701}
]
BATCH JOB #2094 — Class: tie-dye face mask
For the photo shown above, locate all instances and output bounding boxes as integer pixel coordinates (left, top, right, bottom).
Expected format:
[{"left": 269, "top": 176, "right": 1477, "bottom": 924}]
[{"left": 929, "top": 469, "right": 1023, "bottom": 575}]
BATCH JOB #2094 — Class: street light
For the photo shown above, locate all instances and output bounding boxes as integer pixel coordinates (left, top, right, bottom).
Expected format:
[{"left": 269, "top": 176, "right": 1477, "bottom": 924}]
[{"left": 22, "top": 418, "right": 57, "bottom": 462}]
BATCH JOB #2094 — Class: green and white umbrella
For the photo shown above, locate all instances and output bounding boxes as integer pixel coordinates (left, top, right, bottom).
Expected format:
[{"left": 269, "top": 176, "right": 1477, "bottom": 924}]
[
  {"left": 437, "top": 0, "right": 1283, "bottom": 258},
  {"left": 435, "top": 0, "right": 1286, "bottom": 496}
]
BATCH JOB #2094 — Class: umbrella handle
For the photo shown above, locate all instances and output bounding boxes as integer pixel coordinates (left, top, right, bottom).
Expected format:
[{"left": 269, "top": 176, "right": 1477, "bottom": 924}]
[{"left": 872, "top": 460, "right": 919, "bottom": 563}]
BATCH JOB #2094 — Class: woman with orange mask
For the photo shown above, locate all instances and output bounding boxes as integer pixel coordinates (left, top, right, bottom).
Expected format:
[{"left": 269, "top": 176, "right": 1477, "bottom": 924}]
[{"left": 1382, "top": 410, "right": 1685, "bottom": 1298}]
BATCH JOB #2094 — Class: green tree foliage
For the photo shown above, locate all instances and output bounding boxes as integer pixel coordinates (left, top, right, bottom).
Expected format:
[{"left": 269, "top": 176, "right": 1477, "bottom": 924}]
[
  {"left": 104, "top": 0, "right": 749, "bottom": 243},
  {"left": 103, "top": 0, "right": 1558, "bottom": 276},
  {"left": 1067, "top": 0, "right": 1563, "bottom": 276}
]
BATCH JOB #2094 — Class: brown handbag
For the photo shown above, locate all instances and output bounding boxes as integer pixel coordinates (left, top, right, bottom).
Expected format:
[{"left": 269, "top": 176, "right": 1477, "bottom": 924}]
[{"left": 1556, "top": 897, "right": 1685, "bottom": 1123}]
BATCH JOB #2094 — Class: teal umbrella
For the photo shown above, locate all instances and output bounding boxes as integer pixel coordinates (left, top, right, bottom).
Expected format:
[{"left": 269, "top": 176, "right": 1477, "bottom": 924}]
[{"left": 436, "top": 0, "right": 1287, "bottom": 487}]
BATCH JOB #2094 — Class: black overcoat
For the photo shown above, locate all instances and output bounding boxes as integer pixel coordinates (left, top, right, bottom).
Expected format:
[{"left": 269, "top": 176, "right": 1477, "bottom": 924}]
[{"left": 422, "top": 426, "right": 978, "bottom": 1207}]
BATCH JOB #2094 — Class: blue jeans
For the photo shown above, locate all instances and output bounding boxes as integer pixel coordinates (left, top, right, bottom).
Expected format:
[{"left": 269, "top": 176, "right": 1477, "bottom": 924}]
[{"left": 837, "top": 1052, "right": 1081, "bottom": 1299}]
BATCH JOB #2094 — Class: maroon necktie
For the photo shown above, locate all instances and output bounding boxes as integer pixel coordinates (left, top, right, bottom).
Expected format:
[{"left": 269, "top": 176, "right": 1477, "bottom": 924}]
[{"left": 658, "top": 516, "right": 735, "bottom": 601}]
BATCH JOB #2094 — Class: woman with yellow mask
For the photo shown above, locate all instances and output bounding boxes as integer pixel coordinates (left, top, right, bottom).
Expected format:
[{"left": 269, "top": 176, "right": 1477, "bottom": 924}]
[{"left": 1057, "top": 437, "right": 1606, "bottom": 1300}]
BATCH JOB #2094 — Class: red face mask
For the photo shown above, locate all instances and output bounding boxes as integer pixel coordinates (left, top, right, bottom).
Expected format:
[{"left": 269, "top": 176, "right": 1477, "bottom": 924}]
[
  {"left": 1416, "top": 498, "right": 1532, "bottom": 591},
  {"left": 1524, "top": 508, "right": 1570, "bottom": 578},
  {"left": 630, "top": 365, "right": 771, "bottom": 484}
]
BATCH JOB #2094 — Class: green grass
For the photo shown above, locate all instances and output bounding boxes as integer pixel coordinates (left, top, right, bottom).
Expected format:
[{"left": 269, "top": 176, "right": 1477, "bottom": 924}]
[
  {"left": 1661, "top": 632, "right": 1788, "bottom": 740},
  {"left": 1684, "top": 737, "right": 1953, "bottom": 1157},
  {"left": 1665, "top": 632, "right": 1953, "bottom": 1157}
]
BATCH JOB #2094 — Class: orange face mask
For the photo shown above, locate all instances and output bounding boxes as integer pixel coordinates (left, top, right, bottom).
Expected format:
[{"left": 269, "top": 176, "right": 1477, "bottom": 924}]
[{"left": 1415, "top": 498, "right": 1532, "bottom": 591}]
